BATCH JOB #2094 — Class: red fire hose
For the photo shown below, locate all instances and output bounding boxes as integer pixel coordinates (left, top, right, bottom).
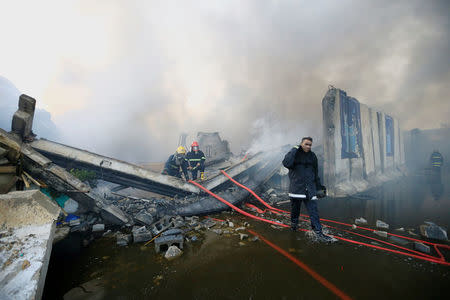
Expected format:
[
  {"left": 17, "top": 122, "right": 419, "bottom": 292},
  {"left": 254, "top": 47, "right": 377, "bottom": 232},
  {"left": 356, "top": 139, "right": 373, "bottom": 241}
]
[
  {"left": 220, "top": 170, "right": 450, "bottom": 262},
  {"left": 189, "top": 176, "right": 450, "bottom": 266}
]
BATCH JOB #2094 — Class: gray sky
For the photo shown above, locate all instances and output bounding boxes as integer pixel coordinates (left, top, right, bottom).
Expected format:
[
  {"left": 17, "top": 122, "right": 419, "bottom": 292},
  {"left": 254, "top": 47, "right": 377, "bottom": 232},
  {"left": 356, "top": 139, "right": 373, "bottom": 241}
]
[{"left": 1, "top": 0, "right": 449, "bottom": 162}]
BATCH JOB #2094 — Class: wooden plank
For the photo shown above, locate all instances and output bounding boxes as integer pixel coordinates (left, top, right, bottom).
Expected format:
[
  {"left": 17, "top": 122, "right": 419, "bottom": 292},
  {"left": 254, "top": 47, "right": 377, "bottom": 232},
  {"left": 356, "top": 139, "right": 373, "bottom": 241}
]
[
  {"left": 21, "top": 174, "right": 30, "bottom": 188},
  {"left": 23, "top": 170, "right": 42, "bottom": 187},
  {"left": 0, "top": 165, "right": 16, "bottom": 174}
]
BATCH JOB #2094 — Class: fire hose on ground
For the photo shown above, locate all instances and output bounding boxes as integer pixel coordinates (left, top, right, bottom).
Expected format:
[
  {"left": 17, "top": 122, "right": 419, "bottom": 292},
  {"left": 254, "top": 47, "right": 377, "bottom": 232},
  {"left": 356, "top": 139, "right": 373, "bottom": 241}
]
[{"left": 188, "top": 171, "right": 450, "bottom": 267}]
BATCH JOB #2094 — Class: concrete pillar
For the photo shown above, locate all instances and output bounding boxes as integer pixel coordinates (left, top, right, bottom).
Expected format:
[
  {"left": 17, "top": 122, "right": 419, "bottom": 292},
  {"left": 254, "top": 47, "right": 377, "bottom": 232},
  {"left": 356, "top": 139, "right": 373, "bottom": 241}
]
[{"left": 11, "top": 94, "right": 36, "bottom": 140}]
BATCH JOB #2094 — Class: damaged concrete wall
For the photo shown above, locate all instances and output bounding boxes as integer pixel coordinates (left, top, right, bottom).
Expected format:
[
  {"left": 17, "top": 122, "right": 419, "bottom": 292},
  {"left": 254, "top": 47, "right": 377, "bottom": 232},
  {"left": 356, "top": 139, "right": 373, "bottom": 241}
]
[
  {"left": 197, "top": 132, "right": 231, "bottom": 165},
  {"left": 322, "top": 87, "right": 405, "bottom": 197}
]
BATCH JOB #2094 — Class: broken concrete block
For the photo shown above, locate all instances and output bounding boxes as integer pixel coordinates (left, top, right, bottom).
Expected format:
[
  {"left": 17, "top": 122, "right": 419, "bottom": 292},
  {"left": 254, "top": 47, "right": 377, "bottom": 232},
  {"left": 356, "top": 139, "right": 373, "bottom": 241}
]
[
  {"left": 376, "top": 220, "right": 389, "bottom": 230},
  {"left": 69, "top": 219, "right": 81, "bottom": 226},
  {"left": 235, "top": 227, "right": 246, "bottom": 231},
  {"left": 388, "top": 235, "right": 409, "bottom": 246},
  {"left": 0, "top": 157, "right": 9, "bottom": 165},
  {"left": 355, "top": 217, "right": 367, "bottom": 225},
  {"left": 395, "top": 227, "right": 405, "bottom": 232},
  {"left": 228, "top": 221, "right": 234, "bottom": 227},
  {"left": 420, "top": 222, "right": 448, "bottom": 241},
  {"left": 155, "top": 235, "right": 184, "bottom": 253},
  {"left": 164, "top": 245, "right": 183, "bottom": 260},
  {"left": 374, "top": 230, "right": 388, "bottom": 238},
  {"left": 266, "top": 188, "right": 275, "bottom": 195},
  {"left": 116, "top": 233, "right": 132, "bottom": 246},
  {"left": 352, "top": 224, "right": 357, "bottom": 230},
  {"left": 11, "top": 94, "right": 36, "bottom": 139},
  {"left": 92, "top": 224, "right": 105, "bottom": 232},
  {"left": 151, "top": 217, "right": 174, "bottom": 236},
  {"left": 414, "top": 242, "right": 431, "bottom": 254},
  {"left": 70, "top": 222, "right": 89, "bottom": 233},
  {"left": 132, "top": 226, "right": 153, "bottom": 243},
  {"left": 100, "top": 204, "right": 130, "bottom": 225},
  {"left": 63, "top": 198, "right": 79, "bottom": 214},
  {"left": 250, "top": 236, "right": 259, "bottom": 242},
  {"left": 201, "top": 219, "right": 216, "bottom": 229},
  {"left": 239, "top": 233, "right": 249, "bottom": 240},
  {"left": 134, "top": 212, "right": 154, "bottom": 226},
  {"left": 211, "top": 229, "right": 223, "bottom": 235},
  {"left": 161, "top": 228, "right": 183, "bottom": 237}
]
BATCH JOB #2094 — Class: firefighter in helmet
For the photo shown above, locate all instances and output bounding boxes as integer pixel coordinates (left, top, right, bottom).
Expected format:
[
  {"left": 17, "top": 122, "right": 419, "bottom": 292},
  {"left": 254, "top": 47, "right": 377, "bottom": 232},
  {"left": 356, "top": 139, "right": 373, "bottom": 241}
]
[
  {"left": 186, "top": 141, "right": 206, "bottom": 180},
  {"left": 162, "top": 146, "right": 189, "bottom": 180}
]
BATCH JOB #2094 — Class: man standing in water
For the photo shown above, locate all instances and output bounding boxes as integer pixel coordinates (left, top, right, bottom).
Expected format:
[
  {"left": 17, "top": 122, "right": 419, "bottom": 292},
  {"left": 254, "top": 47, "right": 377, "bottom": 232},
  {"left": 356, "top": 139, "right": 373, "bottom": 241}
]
[{"left": 282, "top": 137, "right": 335, "bottom": 242}]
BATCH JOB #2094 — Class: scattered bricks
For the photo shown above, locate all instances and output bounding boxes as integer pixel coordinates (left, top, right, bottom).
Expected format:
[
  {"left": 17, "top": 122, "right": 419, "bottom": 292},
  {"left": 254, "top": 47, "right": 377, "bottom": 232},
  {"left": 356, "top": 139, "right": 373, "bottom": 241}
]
[
  {"left": 155, "top": 235, "right": 184, "bottom": 253},
  {"left": 414, "top": 242, "right": 431, "bottom": 254},
  {"left": 132, "top": 226, "right": 153, "bottom": 243},
  {"left": 92, "top": 224, "right": 105, "bottom": 232},
  {"left": 355, "top": 217, "right": 367, "bottom": 225},
  {"left": 164, "top": 245, "right": 183, "bottom": 261},
  {"left": 374, "top": 230, "right": 388, "bottom": 238},
  {"left": 376, "top": 220, "right": 389, "bottom": 230},
  {"left": 239, "top": 233, "right": 249, "bottom": 240},
  {"left": 117, "top": 233, "right": 132, "bottom": 246}
]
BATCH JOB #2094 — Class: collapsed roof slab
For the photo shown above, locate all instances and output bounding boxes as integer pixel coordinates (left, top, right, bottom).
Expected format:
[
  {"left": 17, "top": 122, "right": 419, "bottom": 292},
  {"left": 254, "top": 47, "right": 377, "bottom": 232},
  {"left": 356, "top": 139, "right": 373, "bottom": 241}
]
[{"left": 30, "top": 138, "right": 199, "bottom": 197}]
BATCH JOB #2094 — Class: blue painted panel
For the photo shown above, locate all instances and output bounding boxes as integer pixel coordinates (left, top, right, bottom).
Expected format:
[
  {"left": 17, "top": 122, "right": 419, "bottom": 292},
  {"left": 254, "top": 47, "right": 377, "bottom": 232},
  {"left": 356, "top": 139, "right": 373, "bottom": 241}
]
[{"left": 340, "top": 91, "right": 362, "bottom": 159}]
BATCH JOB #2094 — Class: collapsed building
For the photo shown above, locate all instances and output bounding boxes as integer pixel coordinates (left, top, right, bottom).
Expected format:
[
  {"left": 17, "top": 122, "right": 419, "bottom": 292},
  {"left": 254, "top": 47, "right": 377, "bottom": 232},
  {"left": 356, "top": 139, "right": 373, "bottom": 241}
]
[{"left": 2, "top": 87, "right": 427, "bottom": 299}]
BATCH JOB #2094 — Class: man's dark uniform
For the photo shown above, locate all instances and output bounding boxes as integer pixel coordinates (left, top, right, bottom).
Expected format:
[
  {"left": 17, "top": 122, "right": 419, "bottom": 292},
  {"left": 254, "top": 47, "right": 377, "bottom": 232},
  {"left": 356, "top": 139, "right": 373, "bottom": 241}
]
[
  {"left": 162, "top": 154, "right": 189, "bottom": 179},
  {"left": 186, "top": 150, "right": 206, "bottom": 180},
  {"left": 282, "top": 145, "right": 326, "bottom": 234}
]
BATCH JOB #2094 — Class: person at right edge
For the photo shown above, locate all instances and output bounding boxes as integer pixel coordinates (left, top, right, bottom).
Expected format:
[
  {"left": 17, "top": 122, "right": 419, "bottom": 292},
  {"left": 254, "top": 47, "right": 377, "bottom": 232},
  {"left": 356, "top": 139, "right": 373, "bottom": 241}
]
[{"left": 282, "top": 136, "right": 335, "bottom": 243}]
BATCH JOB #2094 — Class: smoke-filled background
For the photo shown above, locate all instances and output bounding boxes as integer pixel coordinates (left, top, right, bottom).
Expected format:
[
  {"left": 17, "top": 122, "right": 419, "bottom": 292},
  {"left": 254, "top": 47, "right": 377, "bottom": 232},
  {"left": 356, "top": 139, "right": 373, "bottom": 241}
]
[{"left": 1, "top": 0, "right": 449, "bottom": 162}]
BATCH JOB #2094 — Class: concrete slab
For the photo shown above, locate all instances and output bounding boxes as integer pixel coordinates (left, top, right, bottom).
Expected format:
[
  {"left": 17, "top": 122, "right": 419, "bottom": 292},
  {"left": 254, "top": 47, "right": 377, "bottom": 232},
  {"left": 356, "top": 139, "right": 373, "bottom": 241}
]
[{"left": 0, "top": 190, "right": 60, "bottom": 300}]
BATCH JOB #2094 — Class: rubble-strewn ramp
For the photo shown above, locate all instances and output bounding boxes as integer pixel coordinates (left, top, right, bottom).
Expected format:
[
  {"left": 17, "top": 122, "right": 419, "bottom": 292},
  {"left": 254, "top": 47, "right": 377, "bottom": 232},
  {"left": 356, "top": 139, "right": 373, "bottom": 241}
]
[
  {"left": 30, "top": 139, "right": 199, "bottom": 197},
  {"left": 30, "top": 138, "right": 271, "bottom": 198}
]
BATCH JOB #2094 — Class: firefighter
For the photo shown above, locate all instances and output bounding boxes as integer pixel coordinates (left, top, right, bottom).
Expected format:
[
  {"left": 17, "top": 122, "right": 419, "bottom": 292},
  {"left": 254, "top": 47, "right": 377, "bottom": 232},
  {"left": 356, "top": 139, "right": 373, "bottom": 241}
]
[
  {"left": 162, "top": 146, "right": 189, "bottom": 180},
  {"left": 186, "top": 141, "right": 206, "bottom": 180},
  {"left": 430, "top": 150, "right": 444, "bottom": 182}
]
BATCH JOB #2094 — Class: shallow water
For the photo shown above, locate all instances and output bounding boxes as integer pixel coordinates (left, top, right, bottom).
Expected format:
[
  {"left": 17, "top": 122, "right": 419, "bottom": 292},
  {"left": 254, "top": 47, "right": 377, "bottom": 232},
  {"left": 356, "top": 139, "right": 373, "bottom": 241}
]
[{"left": 43, "top": 172, "right": 450, "bottom": 300}]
